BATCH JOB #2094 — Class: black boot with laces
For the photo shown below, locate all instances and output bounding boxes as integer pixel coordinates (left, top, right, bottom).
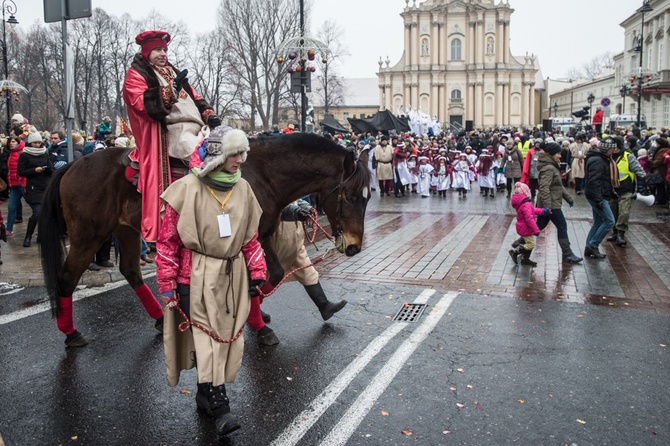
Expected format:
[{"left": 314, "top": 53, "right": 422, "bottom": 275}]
[{"left": 196, "top": 382, "right": 241, "bottom": 436}]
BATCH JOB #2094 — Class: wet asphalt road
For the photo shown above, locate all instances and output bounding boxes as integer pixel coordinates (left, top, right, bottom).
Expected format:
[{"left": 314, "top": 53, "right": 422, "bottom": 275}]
[{"left": 0, "top": 277, "right": 668, "bottom": 446}]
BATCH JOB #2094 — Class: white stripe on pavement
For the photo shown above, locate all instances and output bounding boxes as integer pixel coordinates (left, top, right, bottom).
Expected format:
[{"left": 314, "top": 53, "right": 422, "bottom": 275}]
[
  {"left": 320, "top": 291, "right": 458, "bottom": 446},
  {"left": 270, "top": 289, "right": 437, "bottom": 446},
  {"left": 0, "top": 272, "right": 156, "bottom": 325}
]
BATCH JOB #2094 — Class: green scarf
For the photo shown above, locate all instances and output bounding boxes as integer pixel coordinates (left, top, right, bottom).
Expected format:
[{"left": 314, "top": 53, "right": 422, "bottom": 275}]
[{"left": 191, "top": 167, "right": 241, "bottom": 191}]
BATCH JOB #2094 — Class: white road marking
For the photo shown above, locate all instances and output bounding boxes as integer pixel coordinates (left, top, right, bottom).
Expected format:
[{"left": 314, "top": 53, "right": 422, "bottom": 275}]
[
  {"left": 270, "top": 289, "right": 436, "bottom": 446},
  {"left": 0, "top": 272, "right": 156, "bottom": 325},
  {"left": 320, "top": 291, "right": 458, "bottom": 446}
]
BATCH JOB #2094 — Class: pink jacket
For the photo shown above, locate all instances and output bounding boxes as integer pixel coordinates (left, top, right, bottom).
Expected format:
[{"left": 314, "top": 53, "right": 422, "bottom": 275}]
[{"left": 511, "top": 193, "right": 544, "bottom": 237}]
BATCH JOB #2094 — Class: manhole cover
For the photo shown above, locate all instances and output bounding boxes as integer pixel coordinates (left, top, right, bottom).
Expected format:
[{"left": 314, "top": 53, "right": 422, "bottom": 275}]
[{"left": 392, "top": 303, "right": 427, "bottom": 322}]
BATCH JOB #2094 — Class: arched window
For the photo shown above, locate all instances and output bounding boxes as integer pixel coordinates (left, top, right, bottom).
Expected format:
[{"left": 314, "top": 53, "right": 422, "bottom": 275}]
[
  {"left": 451, "top": 38, "right": 462, "bottom": 61},
  {"left": 451, "top": 89, "right": 462, "bottom": 99}
]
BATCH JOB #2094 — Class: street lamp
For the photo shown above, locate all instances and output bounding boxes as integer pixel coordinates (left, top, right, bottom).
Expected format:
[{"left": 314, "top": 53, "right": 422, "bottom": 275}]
[
  {"left": 586, "top": 93, "right": 596, "bottom": 126},
  {"left": 275, "top": 0, "right": 329, "bottom": 133},
  {"left": 553, "top": 101, "right": 558, "bottom": 118},
  {"left": 634, "top": 0, "right": 653, "bottom": 129},
  {"left": 620, "top": 84, "right": 631, "bottom": 114},
  {"left": 1, "top": 0, "right": 18, "bottom": 134}
]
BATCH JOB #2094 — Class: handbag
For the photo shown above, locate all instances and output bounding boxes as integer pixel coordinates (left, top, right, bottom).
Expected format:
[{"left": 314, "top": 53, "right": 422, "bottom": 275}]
[
  {"left": 0, "top": 177, "right": 7, "bottom": 193},
  {"left": 646, "top": 172, "right": 664, "bottom": 186}
]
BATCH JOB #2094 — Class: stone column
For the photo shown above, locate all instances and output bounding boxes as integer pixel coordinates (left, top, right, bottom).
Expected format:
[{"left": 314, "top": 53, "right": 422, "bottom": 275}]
[
  {"left": 468, "top": 21, "right": 476, "bottom": 63},
  {"left": 411, "top": 22, "right": 419, "bottom": 68},
  {"left": 496, "top": 82, "right": 504, "bottom": 126},
  {"left": 475, "top": 82, "right": 484, "bottom": 126},
  {"left": 468, "top": 83, "right": 476, "bottom": 122},
  {"left": 528, "top": 82, "right": 536, "bottom": 126},
  {"left": 497, "top": 19, "right": 504, "bottom": 65},
  {"left": 404, "top": 23, "right": 411, "bottom": 67},
  {"left": 431, "top": 19, "right": 439, "bottom": 67}
]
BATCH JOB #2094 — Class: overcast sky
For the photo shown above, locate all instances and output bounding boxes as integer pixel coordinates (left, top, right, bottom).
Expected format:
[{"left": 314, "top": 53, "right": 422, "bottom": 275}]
[{"left": 18, "top": 0, "right": 637, "bottom": 79}]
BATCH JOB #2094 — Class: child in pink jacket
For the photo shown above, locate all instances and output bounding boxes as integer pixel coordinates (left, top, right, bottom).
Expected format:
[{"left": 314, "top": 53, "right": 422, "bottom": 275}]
[{"left": 509, "top": 182, "right": 550, "bottom": 266}]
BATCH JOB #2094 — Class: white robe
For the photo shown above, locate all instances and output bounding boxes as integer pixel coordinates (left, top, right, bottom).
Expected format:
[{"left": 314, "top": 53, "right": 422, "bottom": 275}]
[
  {"left": 417, "top": 163, "right": 434, "bottom": 196},
  {"left": 436, "top": 164, "right": 450, "bottom": 191},
  {"left": 476, "top": 159, "right": 496, "bottom": 188},
  {"left": 453, "top": 160, "right": 471, "bottom": 190}
]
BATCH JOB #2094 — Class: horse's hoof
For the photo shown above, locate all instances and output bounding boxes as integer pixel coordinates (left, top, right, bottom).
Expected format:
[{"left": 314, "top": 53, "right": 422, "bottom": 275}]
[
  {"left": 154, "top": 316, "right": 164, "bottom": 333},
  {"left": 65, "top": 330, "right": 88, "bottom": 348},
  {"left": 261, "top": 310, "right": 271, "bottom": 324},
  {"left": 257, "top": 327, "right": 279, "bottom": 346}
]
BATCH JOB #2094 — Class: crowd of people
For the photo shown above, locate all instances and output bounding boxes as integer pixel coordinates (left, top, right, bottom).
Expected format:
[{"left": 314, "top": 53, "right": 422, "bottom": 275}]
[
  {"left": 0, "top": 112, "right": 142, "bottom": 267},
  {"left": 308, "top": 122, "right": 667, "bottom": 265},
  {"left": 3, "top": 26, "right": 670, "bottom": 440}
]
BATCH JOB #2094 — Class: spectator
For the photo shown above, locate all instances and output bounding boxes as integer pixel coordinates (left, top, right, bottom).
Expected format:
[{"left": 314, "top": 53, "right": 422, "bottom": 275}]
[
  {"left": 583, "top": 138, "right": 617, "bottom": 259},
  {"left": 5, "top": 135, "right": 27, "bottom": 236},
  {"left": 17, "top": 131, "right": 53, "bottom": 247}
]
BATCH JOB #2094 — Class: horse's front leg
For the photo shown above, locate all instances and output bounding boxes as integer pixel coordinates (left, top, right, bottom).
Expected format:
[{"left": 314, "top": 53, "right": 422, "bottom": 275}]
[{"left": 114, "top": 224, "right": 164, "bottom": 331}]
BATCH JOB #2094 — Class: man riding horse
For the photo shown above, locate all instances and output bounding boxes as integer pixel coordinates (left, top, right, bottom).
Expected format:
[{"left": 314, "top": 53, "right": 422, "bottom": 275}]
[{"left": 122, "top": 30, "right": 222, "bottom": 243}]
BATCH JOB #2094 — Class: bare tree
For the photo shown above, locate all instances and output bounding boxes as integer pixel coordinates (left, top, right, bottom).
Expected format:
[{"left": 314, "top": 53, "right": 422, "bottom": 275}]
[
  {"left": 313, "top": 20, "right": 348, "bottom": 115},
  {"left": 217, "top": 0, "right": 299, "bottom": 130},
  {"left": 564, "top": 51, "right": 615, "bottom": 80}
]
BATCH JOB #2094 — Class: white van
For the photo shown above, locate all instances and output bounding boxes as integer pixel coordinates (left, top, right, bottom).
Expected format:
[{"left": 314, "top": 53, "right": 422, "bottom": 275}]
[
  {"left": 608, "top": 114, "right": 647, "bottom": 130},
  {"left": 551, "top": 117, "right": 577, "bottom": 133}
]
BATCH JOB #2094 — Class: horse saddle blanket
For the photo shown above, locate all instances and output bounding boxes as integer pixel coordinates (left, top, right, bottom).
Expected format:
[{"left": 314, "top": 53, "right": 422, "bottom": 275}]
[{"left": 123, "top": 149, "right": 190, "bottom": 187}]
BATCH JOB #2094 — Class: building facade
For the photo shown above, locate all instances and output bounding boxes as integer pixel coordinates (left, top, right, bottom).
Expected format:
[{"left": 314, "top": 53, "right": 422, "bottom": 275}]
[
  {"left": 547, "top": 0, "right": 670, "bottom": 131},
  {"left": 377, "top": 0, "right": 540, "bottom": 130}
]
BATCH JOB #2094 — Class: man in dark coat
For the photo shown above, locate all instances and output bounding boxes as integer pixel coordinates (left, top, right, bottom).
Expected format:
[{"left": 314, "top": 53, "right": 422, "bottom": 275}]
[{"left": 583, "top": 138, "right": 617, "bottom": 259}]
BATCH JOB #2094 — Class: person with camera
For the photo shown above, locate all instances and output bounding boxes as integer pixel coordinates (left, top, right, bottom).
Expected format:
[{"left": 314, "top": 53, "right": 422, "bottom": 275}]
[{"left": 123, "top": 30, "right": 222, "bottom": 243}]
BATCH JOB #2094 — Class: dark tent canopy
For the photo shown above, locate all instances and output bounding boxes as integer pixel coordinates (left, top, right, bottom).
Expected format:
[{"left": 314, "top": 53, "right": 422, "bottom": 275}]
[
  {"left": 319, "top": 114, "right": 348, "bottom": 134},
  {"left": 347, "top": 110, "right": 410, "bottom": 134}
]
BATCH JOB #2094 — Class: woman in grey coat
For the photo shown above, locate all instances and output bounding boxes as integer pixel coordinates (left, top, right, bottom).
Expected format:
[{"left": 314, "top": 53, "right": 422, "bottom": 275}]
[{"left": 515, "top": 142, "right": 583, "bottom": 264}]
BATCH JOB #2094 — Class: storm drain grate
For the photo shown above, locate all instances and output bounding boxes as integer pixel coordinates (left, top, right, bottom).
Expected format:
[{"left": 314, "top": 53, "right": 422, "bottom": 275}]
[{"left": 392, "top": 303, "right": 427, "bottom": 322}]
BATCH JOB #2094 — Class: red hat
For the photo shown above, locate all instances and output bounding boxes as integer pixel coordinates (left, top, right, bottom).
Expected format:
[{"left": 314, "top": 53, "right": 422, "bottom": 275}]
[{"left": 135, "top": 30, "right": 171, "bottom": 60}]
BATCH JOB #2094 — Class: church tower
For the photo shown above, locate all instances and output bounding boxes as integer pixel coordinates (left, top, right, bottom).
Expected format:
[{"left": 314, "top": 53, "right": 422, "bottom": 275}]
[{"left": 377, "top": 0, "right": 539, "bottom": 129}]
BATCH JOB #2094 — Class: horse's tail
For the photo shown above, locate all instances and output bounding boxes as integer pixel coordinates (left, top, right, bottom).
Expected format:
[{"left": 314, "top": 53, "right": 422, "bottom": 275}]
[{"left": 39, "top": 163, "right": 74, "bottom": 317}]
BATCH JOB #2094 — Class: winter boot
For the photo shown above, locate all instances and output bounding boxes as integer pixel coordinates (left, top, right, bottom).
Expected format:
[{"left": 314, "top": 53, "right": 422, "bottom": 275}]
[
  {"left": 305, "top": 282, "right": 347, "bottom": 321},
  {"left": 584, "top": 243, "right": 606, "bottom": 259},
  {"left": 519, "top": 248, "right": 537, "bottom": 267},
  {"left": 196, "top": 383, "right": 241, "bottom": 436},
  {"left": 23, "top": 218, "right": 37, "bottom": 248},
  {"left": 558, "top": 239, "right": 583, "bottom": 263},
  {"left": 616, "top": 230, "right": 627, "bottom": 247},
  {"left": 508, "top": 246, "right": 521, "bottom": 265},
  {"left": 606, "top": 229, "right": 618, "bottom": 242}
]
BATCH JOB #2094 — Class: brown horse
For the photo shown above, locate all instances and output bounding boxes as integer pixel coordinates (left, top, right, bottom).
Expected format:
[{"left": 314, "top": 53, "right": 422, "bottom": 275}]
[{"left": 38, "top": 133, "right": 370, "bottom": 347}]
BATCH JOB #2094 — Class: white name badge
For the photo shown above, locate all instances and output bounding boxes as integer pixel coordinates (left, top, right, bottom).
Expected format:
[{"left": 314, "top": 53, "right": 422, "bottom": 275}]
[
  {"left": 578, "top": 150, "right": 583, "bottom": 157},
  {"left": 217, "top": 213, "right": 232, "bottom": 238},
  {"left": 508, "top": 156, "right": 512, "bottom": 162}
]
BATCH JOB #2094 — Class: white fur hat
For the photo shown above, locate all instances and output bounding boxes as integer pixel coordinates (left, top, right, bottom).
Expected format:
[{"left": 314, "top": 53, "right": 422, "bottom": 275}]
[
  {"left": 11, "top": 113, "right": 24, "bottom": 123},
  {"left": 27, "top": 130, "right": 42, "bottom": 144},
  {"left": 198, "top": 126, "right": 249, "bottom": 176}
]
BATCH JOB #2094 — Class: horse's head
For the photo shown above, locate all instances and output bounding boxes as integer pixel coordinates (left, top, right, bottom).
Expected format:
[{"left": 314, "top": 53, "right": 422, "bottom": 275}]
[{"left": 321, "top": 149, "right": 371, "bottom": 256}]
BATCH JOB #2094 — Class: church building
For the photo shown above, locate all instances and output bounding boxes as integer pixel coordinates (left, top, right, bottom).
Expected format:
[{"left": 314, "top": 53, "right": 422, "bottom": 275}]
[{"left": 377, "top": 0, "right": 541, "bottom": 130}]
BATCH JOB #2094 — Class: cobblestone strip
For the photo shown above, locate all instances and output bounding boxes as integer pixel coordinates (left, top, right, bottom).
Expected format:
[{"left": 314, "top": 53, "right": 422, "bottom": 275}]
[
  {"left": 568, "top": 219, "right": 626, "bottom": 298},
  {"left": 330, "top": 214, "right": 439, "bottom": 275},
  {"left": 486, "top": 220, "right": 522, "bottom": 286},
  {"left": 414, "top": 215, "right": 488, "bottom": 280},
  {"left": 627, "top": 224, "right": 670, "bottom": 291}
]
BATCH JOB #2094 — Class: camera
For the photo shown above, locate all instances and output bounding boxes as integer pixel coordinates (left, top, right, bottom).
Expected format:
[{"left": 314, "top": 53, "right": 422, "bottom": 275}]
[{"left": 572, "top": 106, "right": 591, "bottom": 119}]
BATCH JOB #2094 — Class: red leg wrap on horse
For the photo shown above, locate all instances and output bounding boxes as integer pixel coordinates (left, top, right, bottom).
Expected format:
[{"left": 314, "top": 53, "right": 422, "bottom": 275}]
[
  {"left": 134, "top": 283, "right": 164, "bottom": 319},
  {"left": 260, "top": 281, "right": 275, "bottom": 304},
  {"left": 57, "top": 296, "right": 75, "bottom": 335},
  {"left": 247, "top": 296, "right": 265, "bottom": 331}
]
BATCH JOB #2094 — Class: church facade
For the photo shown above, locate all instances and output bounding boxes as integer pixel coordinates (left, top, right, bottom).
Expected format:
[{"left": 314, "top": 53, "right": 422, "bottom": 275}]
[{"left": 377, "top": 0, "right": 540, "bottom": 130}]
